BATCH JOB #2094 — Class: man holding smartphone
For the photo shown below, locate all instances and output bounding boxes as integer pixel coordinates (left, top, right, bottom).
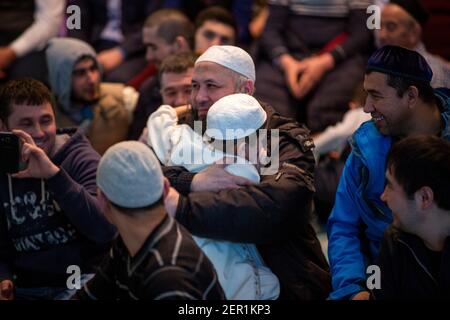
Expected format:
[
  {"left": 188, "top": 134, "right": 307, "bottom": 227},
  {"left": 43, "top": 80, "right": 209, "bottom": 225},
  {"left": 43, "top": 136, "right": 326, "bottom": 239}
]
[{"left": 0, "top": 78, "right": 116, "bottom": 300}]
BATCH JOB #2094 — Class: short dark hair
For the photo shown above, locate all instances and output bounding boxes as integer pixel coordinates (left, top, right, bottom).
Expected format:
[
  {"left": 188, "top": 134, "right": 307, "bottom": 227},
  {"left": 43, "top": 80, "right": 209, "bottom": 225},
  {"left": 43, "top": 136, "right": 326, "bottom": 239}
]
[
  {"left": 386, "top": 74, "right": 435, "bottom": 104},
  {"left": 366, "top": 70, "right": 436, "bottom": 104},
  {"left": 158, "top": 52, "right": 196, "bottom": 82},
  {"left": 144, "top": 9, "right": 195, "bottom": 50},
  {"left": 195, "top": 6, "right": 237, "bottom": 37},
  {"left": 109, "top": 197, "right": 164, "bottom": 216},
  {"left": 0, "top": 78, "right": 55, "bottom": 124},
  {"left": 387, "top": 135, "right": 450, "bottom": 210}
]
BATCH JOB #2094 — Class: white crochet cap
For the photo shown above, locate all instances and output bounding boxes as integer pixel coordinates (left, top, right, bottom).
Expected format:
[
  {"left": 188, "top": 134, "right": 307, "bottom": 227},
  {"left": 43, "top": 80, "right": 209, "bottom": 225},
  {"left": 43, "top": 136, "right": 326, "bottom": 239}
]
[
  {"left": 195, "top": 45, "right": 255, "bottom": 82},
  {"left": 97, "top": 141, "right": 164, "bottom": 208},
  {"left": 206, "top": 93, "right": 267, "bottom": 140}
]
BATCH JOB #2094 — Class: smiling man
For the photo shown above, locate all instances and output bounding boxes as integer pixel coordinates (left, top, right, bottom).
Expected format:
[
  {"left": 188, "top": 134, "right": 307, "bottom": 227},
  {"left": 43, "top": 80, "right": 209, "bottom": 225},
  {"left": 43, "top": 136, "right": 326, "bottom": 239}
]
[
  {"left": 327, "top": 45, "right": 450, "bottom": 300},
  {"left": 375, "top": 135, "right": 450, "bottom": 299},
  {"left": 0, "top": 78, "right": 116, "bottom": 300},
  {"left": 161, "top": 45, "right": 331, "bottom": 300}
]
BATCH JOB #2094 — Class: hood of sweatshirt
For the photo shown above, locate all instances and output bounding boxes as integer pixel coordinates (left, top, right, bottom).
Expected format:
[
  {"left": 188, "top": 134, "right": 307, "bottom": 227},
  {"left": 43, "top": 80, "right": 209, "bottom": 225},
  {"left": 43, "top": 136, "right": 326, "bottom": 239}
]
[{"left": 46, "top": 37, "right": 100, "bottom": 116}]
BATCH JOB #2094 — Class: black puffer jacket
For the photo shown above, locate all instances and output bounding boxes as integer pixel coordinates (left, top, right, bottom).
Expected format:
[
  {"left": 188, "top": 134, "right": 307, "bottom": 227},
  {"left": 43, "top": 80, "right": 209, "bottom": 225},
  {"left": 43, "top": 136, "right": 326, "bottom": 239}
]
[
  {"left": 163, "top": 103, "right": 331, "bottom": 300},
  {"left": 373, "top": 226, "right": 450, "bottom": 300}
]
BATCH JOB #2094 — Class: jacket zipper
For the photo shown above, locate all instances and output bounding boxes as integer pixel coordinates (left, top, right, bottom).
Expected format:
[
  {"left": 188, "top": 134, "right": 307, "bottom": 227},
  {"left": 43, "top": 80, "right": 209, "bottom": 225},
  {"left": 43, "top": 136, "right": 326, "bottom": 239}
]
[
  {"left": 398, "top": 239, "right": 439, "bottom": 287},
  {"left": 281, "top": 162, "right": 314, "bottom": 187}
]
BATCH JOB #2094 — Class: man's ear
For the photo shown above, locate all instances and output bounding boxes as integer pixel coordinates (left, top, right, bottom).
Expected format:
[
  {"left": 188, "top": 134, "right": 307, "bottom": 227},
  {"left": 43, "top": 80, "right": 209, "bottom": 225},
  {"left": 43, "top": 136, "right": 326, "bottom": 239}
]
[
  {"left": 409, "top": 22, "right": 422, "bottom": 46},
  {"left": 241, "top": 80, "right": 255, "bottom": 95},
  {"left": 415, "top": 186, "right": 434, "bottom": 211},
  {"left": 406, "top": 85, "right": 419, "bottom": 109},
  {"left": 162, "top": 177, "right": 171, "bottom": 199},
  {"left": 97, "top": 188, "right": 114, "bottom": 223},
  {"left": 174, "top": 36, "right": 190, "bottom": 53}
]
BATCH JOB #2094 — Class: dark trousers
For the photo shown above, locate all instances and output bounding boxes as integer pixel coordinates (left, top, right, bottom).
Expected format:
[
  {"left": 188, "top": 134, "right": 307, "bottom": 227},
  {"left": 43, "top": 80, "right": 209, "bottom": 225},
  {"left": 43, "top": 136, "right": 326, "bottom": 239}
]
[
  {"left": 1, "top": 49, "right": 48, "bottom": 86},
  {"left": 255, "top": 54, "right": 366, "bottom": 133}
]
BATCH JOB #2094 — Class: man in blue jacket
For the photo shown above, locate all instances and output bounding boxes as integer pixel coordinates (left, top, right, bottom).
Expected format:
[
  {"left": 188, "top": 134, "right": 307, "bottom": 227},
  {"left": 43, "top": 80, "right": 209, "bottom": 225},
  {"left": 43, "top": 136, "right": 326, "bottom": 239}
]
[
  {"left": 0, "top": 78, "right": 116, "bottom": 300},
  {"left": 327, "top": 45, "right": 450, "bottom": 300}
]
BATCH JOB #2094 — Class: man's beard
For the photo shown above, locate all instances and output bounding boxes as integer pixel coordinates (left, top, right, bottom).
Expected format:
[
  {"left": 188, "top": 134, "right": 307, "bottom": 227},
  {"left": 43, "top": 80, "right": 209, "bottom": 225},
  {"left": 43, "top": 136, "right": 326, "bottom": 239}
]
[
  {"left": 71, "top": 88, "right": 100, "bottom": 106},
  {"left": 72, "top": 96, "right": 100, "bottom": 105},
  {"left": 192, "top": 108, "right": 207, "bottom": 135}
]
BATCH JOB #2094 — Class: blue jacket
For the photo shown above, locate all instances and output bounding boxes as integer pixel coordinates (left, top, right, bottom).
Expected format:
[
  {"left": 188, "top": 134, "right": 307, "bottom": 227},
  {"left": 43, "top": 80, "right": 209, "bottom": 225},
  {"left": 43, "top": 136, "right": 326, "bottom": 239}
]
[{"left": 327, "top": 88, "right": 450, "bottom": 300}]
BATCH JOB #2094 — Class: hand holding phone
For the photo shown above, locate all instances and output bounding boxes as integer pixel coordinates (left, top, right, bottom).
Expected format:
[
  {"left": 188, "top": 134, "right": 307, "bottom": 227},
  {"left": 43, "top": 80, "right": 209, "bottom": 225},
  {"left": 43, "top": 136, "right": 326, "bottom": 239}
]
[
  {"left": 0, "top": 132, "right": 22, "bottom": 174},
  {"left": 9, "top": 130, "right": 60, "bottom": 179}
]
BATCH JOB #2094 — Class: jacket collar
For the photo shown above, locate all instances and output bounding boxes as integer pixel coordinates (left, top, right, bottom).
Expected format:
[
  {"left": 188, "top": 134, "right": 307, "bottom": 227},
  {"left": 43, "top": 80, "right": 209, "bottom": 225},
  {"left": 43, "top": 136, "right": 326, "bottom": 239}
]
[{"left": 394, "top": 227, "right": 450, "bottom": 283}]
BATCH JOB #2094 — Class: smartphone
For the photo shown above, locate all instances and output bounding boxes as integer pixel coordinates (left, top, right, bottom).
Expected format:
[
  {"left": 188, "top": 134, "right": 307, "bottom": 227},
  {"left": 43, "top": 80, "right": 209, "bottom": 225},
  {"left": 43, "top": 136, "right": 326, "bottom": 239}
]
[{"left": 0, "top": 132, "right": 22, "bottom": 174}]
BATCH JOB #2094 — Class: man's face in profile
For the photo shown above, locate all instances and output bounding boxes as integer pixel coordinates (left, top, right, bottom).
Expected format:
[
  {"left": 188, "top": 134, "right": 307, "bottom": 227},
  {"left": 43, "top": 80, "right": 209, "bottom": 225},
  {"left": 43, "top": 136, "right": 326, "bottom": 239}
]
[
  {"left": 143, "top": 27, "right": 177, "bottom": 66},
  {"left": 363, "top": 72, "right": 411, "bottom": 137},
  {"left": 381, "top": 168, "right": 418, "bottom": 233}
]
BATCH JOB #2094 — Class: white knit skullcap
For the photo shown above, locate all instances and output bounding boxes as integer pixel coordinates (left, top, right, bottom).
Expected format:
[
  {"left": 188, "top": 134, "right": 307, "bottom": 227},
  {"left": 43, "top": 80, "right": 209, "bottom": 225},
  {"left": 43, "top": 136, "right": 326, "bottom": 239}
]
[
  {"left": 97, "top": 141, "right": 164, "bottom": 208},
  {"left": 206, "top": 93, "right": 266, "bottom": 140},
  {"left": 195, "top": 45, "right": 255, "bottom": 82}
]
